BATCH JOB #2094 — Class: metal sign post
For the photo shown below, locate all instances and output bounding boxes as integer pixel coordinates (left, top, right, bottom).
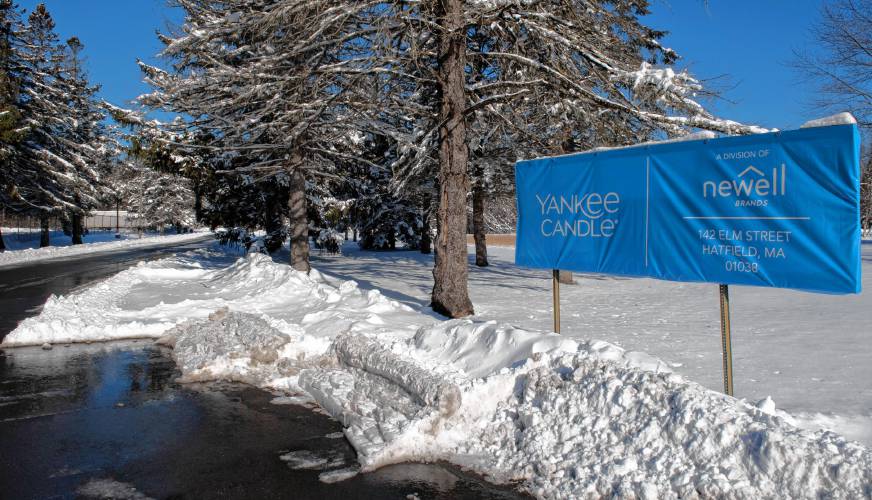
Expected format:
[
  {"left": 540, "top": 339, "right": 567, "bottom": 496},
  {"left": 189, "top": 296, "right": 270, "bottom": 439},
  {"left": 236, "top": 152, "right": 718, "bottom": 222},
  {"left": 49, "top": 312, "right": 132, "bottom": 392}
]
[
  {"left": 552, "top": 269, "right": 561, "bottom": 334},
  {"left": 719, "top": 284, "right": 734, "bottom": 396}
]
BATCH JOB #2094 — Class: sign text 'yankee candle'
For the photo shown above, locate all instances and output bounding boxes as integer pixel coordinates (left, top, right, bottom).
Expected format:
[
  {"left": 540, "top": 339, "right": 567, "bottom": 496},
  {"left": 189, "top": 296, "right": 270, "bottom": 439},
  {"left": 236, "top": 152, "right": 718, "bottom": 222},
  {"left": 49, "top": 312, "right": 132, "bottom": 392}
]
[{"left": 515, "top": 123, "right": 862, "bottom": 294}]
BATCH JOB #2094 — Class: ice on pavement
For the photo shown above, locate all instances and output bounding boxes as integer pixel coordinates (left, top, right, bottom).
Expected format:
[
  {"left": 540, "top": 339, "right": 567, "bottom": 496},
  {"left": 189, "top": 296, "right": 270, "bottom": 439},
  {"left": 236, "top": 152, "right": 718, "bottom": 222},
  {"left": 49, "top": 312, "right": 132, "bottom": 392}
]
[
  {"left": 76, "top": 478, "right": 155, "bottom": 500},
  {"left": 279, "top": 449, "right": 346, "bottom": 470},
  {"left": 318, "top": 467, "right": 360, "bottom": 484},
  {"left": 3, "top": 246, "right": 871, "bottom": 498}
]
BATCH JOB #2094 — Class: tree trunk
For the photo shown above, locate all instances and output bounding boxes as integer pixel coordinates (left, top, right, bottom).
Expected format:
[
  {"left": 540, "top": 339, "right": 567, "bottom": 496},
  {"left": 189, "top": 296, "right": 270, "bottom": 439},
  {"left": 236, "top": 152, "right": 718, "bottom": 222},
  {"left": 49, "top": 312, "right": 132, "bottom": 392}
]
[
  {"left": 472, "top": 185, "right": 488, "bottom": 267},
  {"left": 431, "top": 0, "right": 474, "bottom": 318},
  {"left": 288, "top": 165, "right": 310, "bottom": 272},
  {"left": 263, "top": 191, "right": 283, "bottom": 253},
  {"left": 71, "top": 213, "right": 84, "bottom": 245},
  {"left": 420, "top": 205, "right": 432, "bottom": 255},
  {"left": 39, "top": 215, "right": 50, "bottom": 247},
  {"left": 194, "top": 187, "right": 203, "bottom": 223},
  {"left": 0, "top": 226, "right": 5, "bottom": 252}
]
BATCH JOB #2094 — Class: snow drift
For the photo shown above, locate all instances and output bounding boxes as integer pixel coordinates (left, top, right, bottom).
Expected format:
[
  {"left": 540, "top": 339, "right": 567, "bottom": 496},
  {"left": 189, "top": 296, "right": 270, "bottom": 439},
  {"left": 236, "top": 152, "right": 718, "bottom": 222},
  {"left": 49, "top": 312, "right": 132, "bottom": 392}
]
[{"left": 3, "top": 248, "right": 870, "bottom": 498}]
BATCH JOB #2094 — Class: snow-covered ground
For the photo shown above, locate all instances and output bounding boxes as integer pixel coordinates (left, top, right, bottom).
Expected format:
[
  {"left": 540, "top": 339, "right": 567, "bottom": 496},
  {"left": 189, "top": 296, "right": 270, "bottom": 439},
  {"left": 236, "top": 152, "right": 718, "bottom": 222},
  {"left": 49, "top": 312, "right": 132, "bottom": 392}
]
[
  {"left": 0, "top": 229, "right": 211, "bottom": 268},
  {"left": 310, "top": 243, "right": 872, "bottom": 447},
  {"left": 2, "top": 241, "right": 870, "bottom": 498}
]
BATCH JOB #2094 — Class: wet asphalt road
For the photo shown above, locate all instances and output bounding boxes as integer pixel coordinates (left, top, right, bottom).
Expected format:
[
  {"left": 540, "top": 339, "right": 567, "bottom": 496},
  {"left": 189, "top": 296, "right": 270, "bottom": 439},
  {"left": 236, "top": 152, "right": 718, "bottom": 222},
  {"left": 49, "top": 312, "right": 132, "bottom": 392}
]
[{"left": 0, "top": 242, "right": 526, "bottom": 499}]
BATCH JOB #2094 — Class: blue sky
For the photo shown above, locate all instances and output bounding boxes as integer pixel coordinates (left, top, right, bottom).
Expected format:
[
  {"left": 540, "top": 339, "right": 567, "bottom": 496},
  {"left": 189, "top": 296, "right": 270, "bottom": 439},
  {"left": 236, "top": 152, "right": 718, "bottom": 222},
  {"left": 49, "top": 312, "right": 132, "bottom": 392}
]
[
  {"left": 15, "top": 0, "right": 183, "bottom": 111},
  {"left": 644, "top": 0, "right": 825, "bottom": 130},
  {"left": 18, "top": 0, "right": 827, "bottom": 130}
]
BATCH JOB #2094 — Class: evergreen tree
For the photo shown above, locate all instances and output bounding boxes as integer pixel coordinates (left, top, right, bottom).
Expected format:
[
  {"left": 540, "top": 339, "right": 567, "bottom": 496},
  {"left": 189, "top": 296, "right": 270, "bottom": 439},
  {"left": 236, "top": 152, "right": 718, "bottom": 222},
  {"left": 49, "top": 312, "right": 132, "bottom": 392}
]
[
  {"left": 134, "top": 0, "right": 768, "bottom": 318},
  {"left": 58, "top": 36, "right": 103, "bottom": 243},
  {"left": 140, "top": 0, "right": 378, "bottom": 271},
  {"left": 0, "top": 1, "right": 22, "bottom": 164},
  {"left": 0, "top": 0, "right": 25, "bottom": 250},
  {"left": 116, "top": 163, "right": 195, "bottom": 232},
  {"left": 344, "top": 130, "right": 424, "bottom": 251},
  {"left": 365, "top": 0, "right": 767, "bottom": 317},
  {"left": 14, "top": 4, "right": 101, "bottom": 246},
  {"left": 103, "top": 105, "right": 200, "bottom": 234}
]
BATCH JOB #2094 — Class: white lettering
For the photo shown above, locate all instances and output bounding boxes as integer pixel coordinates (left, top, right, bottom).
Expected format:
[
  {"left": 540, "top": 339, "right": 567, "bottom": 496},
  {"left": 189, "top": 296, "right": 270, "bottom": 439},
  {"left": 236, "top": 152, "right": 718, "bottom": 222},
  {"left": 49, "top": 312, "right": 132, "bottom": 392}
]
[
  {"left": 535, "top": 191, "right": 622, "bottom": 239},
  {"left": 536, "top": 194, "right": 550, "bottom": 213},
  {"left": 703, "top": 163, "right": 787, "bottom": 198}
]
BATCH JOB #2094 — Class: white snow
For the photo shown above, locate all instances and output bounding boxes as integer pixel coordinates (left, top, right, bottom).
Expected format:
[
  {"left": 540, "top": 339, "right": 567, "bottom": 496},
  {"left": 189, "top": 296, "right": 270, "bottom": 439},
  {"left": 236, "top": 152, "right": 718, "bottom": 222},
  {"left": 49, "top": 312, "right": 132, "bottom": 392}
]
[
  {"left": 520, "top": 131, "right": 719, "bottom": 162},
  {"left": 800, "top": 112, "right": 857, "bottom": 128},
  {"left": 525, "top": 111, "right": 857, "bottom": 164},
  {"left": 313, "top": 243, "right": 872, "bottom": 447},
  {"left": 0, "top": 229, "right": 211, "bottom": 269},
  {"left": 3, "top": 243, "right": 871, "bottom": 498},
  {"left": 76, "top": 478, "right": 154, "bottom": 500},
  {"left": 624, "top": 61, "right": 700, "bottom": 98}
]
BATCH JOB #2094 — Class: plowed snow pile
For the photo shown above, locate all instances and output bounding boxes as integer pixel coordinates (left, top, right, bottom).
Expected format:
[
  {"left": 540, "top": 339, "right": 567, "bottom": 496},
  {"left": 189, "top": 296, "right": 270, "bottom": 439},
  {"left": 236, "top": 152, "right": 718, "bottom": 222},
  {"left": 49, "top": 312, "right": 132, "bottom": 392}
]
[{"left": 3, "top": 249, "right": 870, "bottom": 498}]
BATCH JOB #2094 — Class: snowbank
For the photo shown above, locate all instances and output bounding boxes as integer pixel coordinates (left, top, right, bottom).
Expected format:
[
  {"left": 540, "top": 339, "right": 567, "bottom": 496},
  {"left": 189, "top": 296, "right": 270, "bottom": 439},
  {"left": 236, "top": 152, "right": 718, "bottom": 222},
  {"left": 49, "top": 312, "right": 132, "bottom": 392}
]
[
  {"left": 480, "top": 353, "right": 870, "bottom": 498},
  {"left": 298, "top": 320, "right": 871, "bottom": 498},
  {"left": 159, "top": 308, "right": 296, "bottom": 385},
  {"left": 0, "top": 230, "right": 211, "bottom": 268},
  {"left": 1, "top": 249, "right": 420, "bottom": 349},
  {"left": 3, "top": 249, "right": 870, "bottom": 498}
]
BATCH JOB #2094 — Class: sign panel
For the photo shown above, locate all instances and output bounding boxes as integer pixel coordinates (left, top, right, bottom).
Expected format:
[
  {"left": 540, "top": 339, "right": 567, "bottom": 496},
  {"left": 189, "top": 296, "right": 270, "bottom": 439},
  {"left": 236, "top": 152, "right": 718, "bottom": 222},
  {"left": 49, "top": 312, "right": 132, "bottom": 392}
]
[{"left": 515, "top": 124, "right": 862, "bottom": 294}]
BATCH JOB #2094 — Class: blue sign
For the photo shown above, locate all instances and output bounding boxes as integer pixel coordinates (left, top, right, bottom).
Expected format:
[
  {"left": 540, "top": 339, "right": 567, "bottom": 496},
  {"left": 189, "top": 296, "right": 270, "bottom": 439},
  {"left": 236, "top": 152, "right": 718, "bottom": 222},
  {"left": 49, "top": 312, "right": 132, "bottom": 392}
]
[{"left": 515, "top": 124, "right": 862, "bottom": 294}]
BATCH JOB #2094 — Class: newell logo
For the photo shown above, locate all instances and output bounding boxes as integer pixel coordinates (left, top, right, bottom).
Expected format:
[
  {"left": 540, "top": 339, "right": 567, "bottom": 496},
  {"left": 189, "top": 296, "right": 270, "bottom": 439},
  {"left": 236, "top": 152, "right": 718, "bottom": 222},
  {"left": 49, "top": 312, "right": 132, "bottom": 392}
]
[{"left": 703, "top": 164, "right": 787, "bottom": 199}]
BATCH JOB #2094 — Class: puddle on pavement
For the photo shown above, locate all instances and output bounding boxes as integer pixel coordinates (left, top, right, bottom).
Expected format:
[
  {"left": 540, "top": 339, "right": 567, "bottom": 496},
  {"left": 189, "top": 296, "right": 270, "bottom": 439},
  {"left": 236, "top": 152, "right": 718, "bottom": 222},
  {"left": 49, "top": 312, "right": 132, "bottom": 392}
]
[{"left": 0, "top": 341, "right": 527, "bottom": 499}]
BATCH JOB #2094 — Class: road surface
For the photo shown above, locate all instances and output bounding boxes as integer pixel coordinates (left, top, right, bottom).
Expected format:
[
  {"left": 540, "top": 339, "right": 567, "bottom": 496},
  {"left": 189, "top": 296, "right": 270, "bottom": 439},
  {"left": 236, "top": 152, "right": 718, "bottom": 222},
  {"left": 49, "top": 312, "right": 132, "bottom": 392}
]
[{"left": 0, "top": 242, "right": 524, "bottom": 499}]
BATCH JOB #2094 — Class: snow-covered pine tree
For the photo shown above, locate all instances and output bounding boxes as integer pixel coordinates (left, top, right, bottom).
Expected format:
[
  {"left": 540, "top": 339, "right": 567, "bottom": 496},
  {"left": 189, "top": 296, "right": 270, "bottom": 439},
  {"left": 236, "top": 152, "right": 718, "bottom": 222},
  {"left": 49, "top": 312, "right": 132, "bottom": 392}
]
[
  {"left": 137, "top": 168, "right": 195, "bottom": 232},
  {"left": 140, "top": 0, "right": 378, "bottom": 272},
  {"left": 111, "top": 115, "right": 199, "bottom": 233},
  {"left": 57, "top": 36, "right": 104, "bottom": 244},
  {"left": 0, "top": 0, "right": 25, "bottom": 251},
  {"left": 109, "top": 157, "right": 195, "bottom": 233},
  {"left": 14, "top": 3, "right": 66, "bottom": 246},
  {"left": 60, "top": 37, "right": 107, "bottom": 245},
  {"left": 342, "top": 130, "right": 425, "bottom": 251},
  {"left": 108, "top": 100, "right": 287, "bottom": 246},
  {"left": 365, "top": 0, "right": 767, "bottom": 317},
  {"left": 0, "top": 1, "right": 22, "bottom": 158},
  {"left": 174, "top": 131, "right": 215, "bottom": 225},
  {"left": 14, "top": 4, "right": 102, "bottom": 246}
]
